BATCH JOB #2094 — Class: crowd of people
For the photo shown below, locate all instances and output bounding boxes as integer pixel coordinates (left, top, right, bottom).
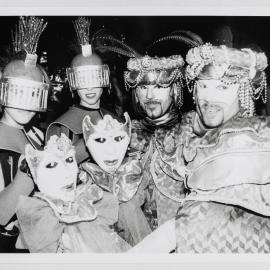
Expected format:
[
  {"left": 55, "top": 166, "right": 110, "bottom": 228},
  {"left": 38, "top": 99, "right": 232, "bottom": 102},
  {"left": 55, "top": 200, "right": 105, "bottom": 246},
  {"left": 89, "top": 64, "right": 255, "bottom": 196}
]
[{"left": 1, "top": 16, "right": 270, "bottom": 253}]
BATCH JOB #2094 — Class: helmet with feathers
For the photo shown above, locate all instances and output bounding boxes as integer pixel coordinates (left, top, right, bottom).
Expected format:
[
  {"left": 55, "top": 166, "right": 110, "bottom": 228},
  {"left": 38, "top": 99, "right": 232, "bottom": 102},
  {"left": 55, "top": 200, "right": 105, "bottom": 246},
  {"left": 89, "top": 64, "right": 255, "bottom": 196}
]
[
  {"left": 66, "top": 17, "right": 110, "bottom": 91},
  {"left": 0, "top": 16, "right": 49, "bottom": 112},
  {"left": 93, "top": 30, "right": 204, "bottom": 112}
]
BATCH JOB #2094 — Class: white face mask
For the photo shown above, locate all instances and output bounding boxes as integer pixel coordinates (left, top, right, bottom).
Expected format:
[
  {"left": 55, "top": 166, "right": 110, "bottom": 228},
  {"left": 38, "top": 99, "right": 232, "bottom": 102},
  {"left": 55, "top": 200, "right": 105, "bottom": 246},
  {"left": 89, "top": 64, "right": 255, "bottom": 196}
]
[
  {"left": 195, "top": 79, "right": 240, "bottom": 128},
  {"left": 25, "top": 134, "right": 78, "bottom": 202},
  {"left": 83, "top": 113, "right": 131, "bottom": 174}
]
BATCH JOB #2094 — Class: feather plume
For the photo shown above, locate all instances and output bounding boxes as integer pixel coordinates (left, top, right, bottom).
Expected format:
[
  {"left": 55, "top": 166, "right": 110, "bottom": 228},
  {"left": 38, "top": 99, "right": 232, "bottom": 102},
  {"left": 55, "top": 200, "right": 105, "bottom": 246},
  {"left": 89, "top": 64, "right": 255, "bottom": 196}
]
[
  {"left": 95, "top": 45, "right": 136, "bottom": 58},
  {"left": 73, "top": 17, "right": 91, "bottom": 45},
  {"left": 15, "top": 16, "right": 47, "bottom": 54},
  {"left": 93, "top": 34, "right": 141, "bottom": 57}
]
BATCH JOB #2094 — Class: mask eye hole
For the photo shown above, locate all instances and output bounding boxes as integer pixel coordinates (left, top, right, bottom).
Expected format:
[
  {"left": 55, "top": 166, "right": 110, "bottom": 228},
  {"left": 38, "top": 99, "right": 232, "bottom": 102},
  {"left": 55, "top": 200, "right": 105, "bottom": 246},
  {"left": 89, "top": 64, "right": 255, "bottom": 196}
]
[
  {"left": 138, "top": 85, "right": 147, "bottom": 90},
  {"left": 65, "top": 157, "right": 74, "bottom": 163},
  {"left": 94, "top": 138, "right": 106, "bottom": 143},
  {"left": 217, "top": 84, "right": 228, "bottom": 91},
  {"left": 114, "top": 135, "right": 125, "bottom": 142},
  {"left": 197, "top": 82, "right": 206, "bottom": 89},
  {"left": 46, "top": 162, "right": 58, "bottom": 169}
]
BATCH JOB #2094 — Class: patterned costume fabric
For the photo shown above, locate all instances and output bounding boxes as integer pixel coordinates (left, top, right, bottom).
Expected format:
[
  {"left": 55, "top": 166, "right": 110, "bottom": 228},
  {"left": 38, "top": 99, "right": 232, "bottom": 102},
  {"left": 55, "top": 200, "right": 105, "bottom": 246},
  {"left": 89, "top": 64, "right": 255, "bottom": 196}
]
[
  {"left": 0, "top": 122, "right": 43, "bottom": 252},
  {"left": 16, "top": 182, "right": 130, "bottom": 253},
  {"left": 130, "top": 119, "right": 186, "bottom": 229},
  {"left": 81, "top": 155, "right": 151, "bottom": 246},
  {"left": 81, "top": 155, "right": 143, "bottom": 202},
  {"left": 176, "top": 201, "right": 270, "bottom": 253},
  {"left": 174, "top": 111, "right": 270, "bottom": 253}
]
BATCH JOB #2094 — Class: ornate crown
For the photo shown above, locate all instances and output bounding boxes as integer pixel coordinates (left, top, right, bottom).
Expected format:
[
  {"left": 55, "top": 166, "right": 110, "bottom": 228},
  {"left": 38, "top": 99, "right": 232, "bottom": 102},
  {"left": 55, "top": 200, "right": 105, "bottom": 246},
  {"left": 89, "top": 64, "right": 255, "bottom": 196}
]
[
  {"left": 82, "top": 112, "right": 131, "bottom": 142},
  {"left": 185, "top": 43, "right": 268, "bottom": 115},
  {"left": 45, "top": 133, "right": 75, "bottom": 158},
  {"left": 124, "top": 55, "right": 185, "bottom": 89},
  {"left": 186, "top": 43, "right": 268, "bottom": 82}
]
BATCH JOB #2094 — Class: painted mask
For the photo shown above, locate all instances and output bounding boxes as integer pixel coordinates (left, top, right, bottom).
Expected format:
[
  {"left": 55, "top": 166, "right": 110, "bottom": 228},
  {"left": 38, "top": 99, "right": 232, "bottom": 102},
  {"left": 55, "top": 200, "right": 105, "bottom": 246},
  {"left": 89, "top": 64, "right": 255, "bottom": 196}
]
[
  {"left": 25, "top": 134, "right": 78, "bottom": 202},
  {"left": 83, "top": 113, "right": 131, "bottom": 174}
]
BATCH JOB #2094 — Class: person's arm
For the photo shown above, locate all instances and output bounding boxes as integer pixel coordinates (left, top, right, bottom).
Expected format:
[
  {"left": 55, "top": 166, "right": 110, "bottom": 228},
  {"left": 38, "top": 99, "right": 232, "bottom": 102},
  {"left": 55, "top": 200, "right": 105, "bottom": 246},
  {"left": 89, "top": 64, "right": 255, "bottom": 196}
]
[
  {"left": 0, "top": 159, "right": 34, "bottom": 226},
  {"left": 128, "top": 219, "right": 176, "bottom": 253}
]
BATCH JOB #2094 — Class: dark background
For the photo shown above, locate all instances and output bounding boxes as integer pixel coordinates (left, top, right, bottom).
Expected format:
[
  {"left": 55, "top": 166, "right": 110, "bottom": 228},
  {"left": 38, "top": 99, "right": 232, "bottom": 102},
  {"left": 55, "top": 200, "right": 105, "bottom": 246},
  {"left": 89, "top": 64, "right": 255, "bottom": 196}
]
[
  {"left": 0, "top": 16, "right": 269, "bottom": 73},
  {"left": 0, "top": 16, "right": 269, "bottom": 125}
]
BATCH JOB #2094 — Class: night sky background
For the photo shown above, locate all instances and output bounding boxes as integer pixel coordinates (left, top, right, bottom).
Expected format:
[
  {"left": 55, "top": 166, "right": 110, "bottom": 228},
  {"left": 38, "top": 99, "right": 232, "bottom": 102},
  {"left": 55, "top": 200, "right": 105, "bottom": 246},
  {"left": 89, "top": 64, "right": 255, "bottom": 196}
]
[
  {"left": 0, "top": 16, "right": 269, "bottom": 73},
  {"left": 0, "top": 16, "right": 269, "bottom": 126}
]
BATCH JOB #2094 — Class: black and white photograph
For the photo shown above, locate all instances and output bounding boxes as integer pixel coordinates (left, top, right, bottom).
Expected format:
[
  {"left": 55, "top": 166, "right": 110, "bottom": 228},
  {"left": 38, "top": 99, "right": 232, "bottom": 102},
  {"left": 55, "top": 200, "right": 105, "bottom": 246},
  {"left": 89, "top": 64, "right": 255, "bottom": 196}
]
[{"left": 1, "top": 0, "right": 270, "bottom": 269}]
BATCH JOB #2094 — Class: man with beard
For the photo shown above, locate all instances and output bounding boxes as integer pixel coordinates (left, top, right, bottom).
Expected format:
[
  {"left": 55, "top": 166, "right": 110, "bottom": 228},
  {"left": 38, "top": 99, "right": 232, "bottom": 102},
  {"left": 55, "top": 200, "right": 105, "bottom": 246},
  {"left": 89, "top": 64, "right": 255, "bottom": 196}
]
[
  {"left": 129, "top": 43, "right": 270, "bottom": 253},
  {"left": 120, "top": 54, "right": 187, "bottom": 236}
]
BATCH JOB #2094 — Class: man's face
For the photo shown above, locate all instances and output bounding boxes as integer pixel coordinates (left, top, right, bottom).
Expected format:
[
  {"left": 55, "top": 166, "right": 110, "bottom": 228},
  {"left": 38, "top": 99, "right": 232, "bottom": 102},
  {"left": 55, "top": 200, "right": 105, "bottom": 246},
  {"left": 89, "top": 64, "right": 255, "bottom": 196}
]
[
  {"left": 77, "top": 87, "right": 103, "bottom": 108},
  {"left": 195, "top": 79, "right": 240, "bottom": 128},
  {"left": 136, "top": 85, "right": 173, "bottom": 119}
]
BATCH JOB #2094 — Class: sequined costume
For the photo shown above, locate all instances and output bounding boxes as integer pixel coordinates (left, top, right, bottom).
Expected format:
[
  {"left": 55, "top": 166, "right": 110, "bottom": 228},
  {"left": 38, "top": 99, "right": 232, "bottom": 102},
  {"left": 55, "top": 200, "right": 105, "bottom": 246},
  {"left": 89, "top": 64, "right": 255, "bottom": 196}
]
[
  {"left": 175, "top": 111, "right": 270, "bottom": 253},
  {"left": 129, "top": 116, "right": 186, "bottom": 229},
  {"left": 0, "top": 123, "right": 44, "bottom": 252},
  {"left": 16, "top": 182, "right": 130, "bottom": 252}
]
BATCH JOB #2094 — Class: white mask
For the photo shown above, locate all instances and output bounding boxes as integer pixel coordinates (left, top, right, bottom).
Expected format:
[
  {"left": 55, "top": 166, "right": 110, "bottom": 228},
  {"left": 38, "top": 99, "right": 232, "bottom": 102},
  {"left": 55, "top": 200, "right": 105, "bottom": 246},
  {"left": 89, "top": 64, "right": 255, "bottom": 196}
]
[
  {"left": 83, "top": 113, "right": 131, "bottom": 174},
  {"left": 25, "top": 134, "right": 78, "bottom": 202}
]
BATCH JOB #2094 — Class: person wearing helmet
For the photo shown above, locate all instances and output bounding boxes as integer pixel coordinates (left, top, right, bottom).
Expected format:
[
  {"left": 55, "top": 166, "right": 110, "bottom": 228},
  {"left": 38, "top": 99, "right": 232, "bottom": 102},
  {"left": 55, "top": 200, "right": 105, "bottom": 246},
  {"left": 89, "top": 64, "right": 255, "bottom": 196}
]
[
  {"left": 46, "top": 17, "right": 118, "bottom": 165},
  {"left": 0, "top": 16, "right": 49, "bottom": 252}
]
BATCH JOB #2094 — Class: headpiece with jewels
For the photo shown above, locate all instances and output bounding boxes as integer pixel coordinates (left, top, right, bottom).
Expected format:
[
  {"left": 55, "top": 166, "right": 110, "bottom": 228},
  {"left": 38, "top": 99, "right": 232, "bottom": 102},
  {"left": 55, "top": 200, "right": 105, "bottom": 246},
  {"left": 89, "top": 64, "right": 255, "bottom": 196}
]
[
  {"left": 93, "top": 30, "right": 202, "bottom": 110},
  {"left": 66, "top": 17, "right": 110, "bottom": 90},
  {"left": 0, "top": 16, "right": 49, "bottom": 112},
  {"left": 25, "top": 133, "right": 75, "bottom": 180},
  {"left": 83, "top": 112, "right": 131, "bottom": 142},
  {"left": 124, "top": 30, "right": 203, "bottom": 89},
  {"left": 186, "top": 43, "right": 268, "bottom": 117}
]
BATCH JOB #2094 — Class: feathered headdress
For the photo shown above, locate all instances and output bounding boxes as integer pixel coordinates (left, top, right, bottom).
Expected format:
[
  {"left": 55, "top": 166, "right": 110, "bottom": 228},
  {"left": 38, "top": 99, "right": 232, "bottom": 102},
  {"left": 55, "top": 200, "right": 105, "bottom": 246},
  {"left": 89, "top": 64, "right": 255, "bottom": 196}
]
[
  {"left": 66, "top": 17, "right": 110, "bottom": 90},
  {"left": 12, "top": 16, "right": 48, "bottom": 66},
  {"left": 0, "top": 16, "right": 49, "bottom": 112}
]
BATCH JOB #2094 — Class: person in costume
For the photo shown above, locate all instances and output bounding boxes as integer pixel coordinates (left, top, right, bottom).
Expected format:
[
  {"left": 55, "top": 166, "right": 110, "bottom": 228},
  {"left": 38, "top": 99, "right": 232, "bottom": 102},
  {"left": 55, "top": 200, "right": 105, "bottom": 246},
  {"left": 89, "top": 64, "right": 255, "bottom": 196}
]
[
  {"left": 93, "top": 31, "right": 202, "bottom": 233},
  {"left": 81, "top": 113, "right": 146, "bottom": 245},
  {"left": 46, "top": 17, "right": 117, "bottom": 164},
  {"left": 16, "top": 134, "right": 130, "bottom": 253},
  {"left": 129, "top": 43, "right": 270, "bottom": 253},
  {"left": 0, "top": 16, "right": 49, "bottom": 252},
  {"left": 124, "top": 32, "right": 205, "bottom": 230}
]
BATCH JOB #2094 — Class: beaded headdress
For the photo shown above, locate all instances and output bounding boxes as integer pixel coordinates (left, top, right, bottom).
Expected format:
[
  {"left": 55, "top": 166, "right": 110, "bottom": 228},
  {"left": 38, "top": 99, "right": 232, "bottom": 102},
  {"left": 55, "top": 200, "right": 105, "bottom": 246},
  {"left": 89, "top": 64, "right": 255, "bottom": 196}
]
[
  {"left": 25, "top": 133, "right": 75, "bottom": 180},
  {"left": 186, "top": 43, "right": 268, "bottom": 117},
  {"left": 93, "top": 31, "right": 202, "bottom": 110},
  {"left": 83, "top": 112, "right": 131, "bottom": 142},
  {"left": 66, "top": 17, "right": 110, "bottom": 90},
  {"left": 0, "top": 16, "right": 49, "bottom": 112}
]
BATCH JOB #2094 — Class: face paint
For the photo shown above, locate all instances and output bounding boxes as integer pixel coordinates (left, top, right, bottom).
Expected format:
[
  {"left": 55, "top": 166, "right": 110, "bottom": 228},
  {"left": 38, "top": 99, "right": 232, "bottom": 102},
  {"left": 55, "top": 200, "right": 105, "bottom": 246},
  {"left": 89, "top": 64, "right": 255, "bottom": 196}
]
[
  {"left": 136, "top": 85, "right": 173, "bottom": 119},
  {"left": 25, "top": 134, "right": 78, "bottom": 202},
  {"left": 195, "top": 79, "right": 240, "bottom": 128},
  {"left": 83, "top": 113, "right": 131, "bottom": 174}
]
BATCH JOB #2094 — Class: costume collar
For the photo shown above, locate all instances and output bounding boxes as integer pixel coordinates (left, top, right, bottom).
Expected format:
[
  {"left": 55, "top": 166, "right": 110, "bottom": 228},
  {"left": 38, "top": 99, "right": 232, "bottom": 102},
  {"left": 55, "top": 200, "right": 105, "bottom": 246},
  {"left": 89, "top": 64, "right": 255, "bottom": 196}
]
[
  {"left": 34, "top": 183, "right": 103, "bottom": 224},
  {"left": 49, "top": 106, "right": 105, "bottom": 135},
  {"left": 82, "top": 156, "right": 142, "bottom": 202},
  {"left": 75, "top": 104, "right": 101, "bottom": 112},
  {"left": 141, "top": 109, "right": 180, "bottom": 131},
  {"left": 0, "top": 122, "right": 31, "bottom": 154}
]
